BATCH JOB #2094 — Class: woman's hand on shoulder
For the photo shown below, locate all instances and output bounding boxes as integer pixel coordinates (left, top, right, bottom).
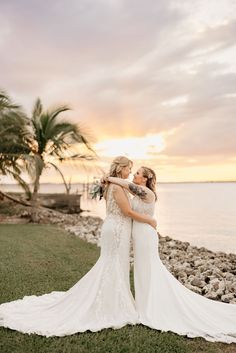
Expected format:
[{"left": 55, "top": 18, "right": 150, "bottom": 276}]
[{"left": 100, "top": 174, "right": 109, "bottom": 185}]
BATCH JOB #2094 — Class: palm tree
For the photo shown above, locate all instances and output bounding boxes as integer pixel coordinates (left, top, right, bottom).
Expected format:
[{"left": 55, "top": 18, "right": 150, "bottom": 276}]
[
  {"left": 0, "top": 92, "right": 31, "bottom": 197},
  {"left": 24, "top": 98, "right": 95, "bottom": 221},
  {"left": 0, "top": 93, "right": 95, "bottom": 221}
]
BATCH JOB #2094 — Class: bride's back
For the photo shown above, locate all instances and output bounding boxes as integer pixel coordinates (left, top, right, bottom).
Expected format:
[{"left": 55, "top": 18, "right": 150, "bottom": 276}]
[{"left": 105, "top": 184, "right": 131, "bottom": 219}]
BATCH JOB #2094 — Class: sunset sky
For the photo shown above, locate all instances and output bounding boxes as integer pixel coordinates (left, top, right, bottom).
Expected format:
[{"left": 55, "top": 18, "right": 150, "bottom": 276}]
[{"left": 1, "top": 0, "right": 236, "bottom": 183}]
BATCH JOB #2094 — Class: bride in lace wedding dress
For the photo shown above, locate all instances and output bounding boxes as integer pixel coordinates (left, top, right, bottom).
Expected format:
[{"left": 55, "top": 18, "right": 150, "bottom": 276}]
[
  {"left": 107, "top": 167, "right": 236, "bottom": 344},
  {"left": 0, "top": 156, "right": 156, "bottom": 337}
]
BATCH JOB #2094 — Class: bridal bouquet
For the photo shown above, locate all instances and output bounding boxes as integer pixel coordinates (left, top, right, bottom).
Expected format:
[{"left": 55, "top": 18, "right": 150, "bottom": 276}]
[{"left": 89, "top": 179, "right": 104, "bottom": 200}]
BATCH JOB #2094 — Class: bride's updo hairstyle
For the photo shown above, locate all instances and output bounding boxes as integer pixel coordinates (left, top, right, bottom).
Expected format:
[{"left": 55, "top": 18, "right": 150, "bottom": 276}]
[
  {"left": 141, "top": 166, "right": 158, "bottom": 201},
  {"left": 103, "top": 156, "right": 133, "bottom": 199},
  {"left": 109, "top": 156, "right": 133, "bottom": 177}
]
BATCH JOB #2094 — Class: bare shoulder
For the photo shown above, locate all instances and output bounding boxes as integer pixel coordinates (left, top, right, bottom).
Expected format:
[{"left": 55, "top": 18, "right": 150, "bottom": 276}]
[
  {"left": 112, "top": 184, "right": 128, "bottom": 203},
  {"left": 112, "top": 184, "right": 125, "bottom": 194}
]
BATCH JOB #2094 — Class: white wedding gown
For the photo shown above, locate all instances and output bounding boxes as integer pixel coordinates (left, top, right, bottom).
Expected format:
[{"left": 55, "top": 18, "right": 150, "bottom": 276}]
[
  {"left": 132, "top": 195, "right": 236, "bottom": 344},
  {"left": 0, "top": 185, "right": 138, "bottom": 337}
]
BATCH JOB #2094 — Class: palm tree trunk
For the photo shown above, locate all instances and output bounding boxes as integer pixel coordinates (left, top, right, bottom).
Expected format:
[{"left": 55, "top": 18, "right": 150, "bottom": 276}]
[
  {"left": 0, "top": 190, "right": 31, "bottom": 206},
  {"left": 30, "top": 174, "right": 40, "bottom": 222}
]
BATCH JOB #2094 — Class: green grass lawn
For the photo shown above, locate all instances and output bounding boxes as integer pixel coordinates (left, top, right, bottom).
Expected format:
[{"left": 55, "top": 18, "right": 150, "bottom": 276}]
[{"left": 0, "top": 224, "right": 235, "bottom": 353}]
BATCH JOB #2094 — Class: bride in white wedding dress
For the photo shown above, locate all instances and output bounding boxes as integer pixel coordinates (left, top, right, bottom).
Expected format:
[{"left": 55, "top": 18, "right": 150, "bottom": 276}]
[
  {"left": 0, "top": 156, "right": 156, "bottom": 337},
  {"left": 107, "top": 167, "right": 236, "bottom": 344}
]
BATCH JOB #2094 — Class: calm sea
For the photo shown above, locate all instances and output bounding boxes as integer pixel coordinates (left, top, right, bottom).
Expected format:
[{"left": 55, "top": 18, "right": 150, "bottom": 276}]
[{"left": 2, "top": 182, "right": 236, "bottom": 254}]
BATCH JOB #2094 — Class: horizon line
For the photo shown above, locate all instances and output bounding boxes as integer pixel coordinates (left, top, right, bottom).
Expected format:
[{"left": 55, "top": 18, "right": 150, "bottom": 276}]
[{"left": 1, "top": 180, "right": 236, "bottom": 185}]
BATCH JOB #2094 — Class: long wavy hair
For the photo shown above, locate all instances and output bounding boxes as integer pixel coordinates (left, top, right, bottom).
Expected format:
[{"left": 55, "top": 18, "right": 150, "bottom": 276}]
[
  {"left": 141, "top": 166, "right": 157, "bottom": 201},
  {"left": 103, "top": 156, "right": 133, "bottom": 199}
]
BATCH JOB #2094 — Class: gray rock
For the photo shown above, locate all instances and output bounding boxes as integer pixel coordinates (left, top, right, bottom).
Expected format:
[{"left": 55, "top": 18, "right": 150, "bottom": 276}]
[
  {"left": 209, "top": 278, "right": 220, "bottom": 291},
  {"left": 221, "top": 293, "right": 235, "bottom": 303},
  {"left": 205, "top": 291, "right": 219, "bottom": 300},
  {"left": 190, "top": 278, "right": 206, "bottom": 288},
  {"left": 185, "top": 284, "right": 202, "bottom": 295}
]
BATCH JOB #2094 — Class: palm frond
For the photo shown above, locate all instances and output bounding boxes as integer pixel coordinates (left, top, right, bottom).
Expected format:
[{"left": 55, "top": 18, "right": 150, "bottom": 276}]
[
  {"left": 58, "top": 154, "right": 95, "bottom": 162},
  {"left": 0, "top": 91, "right": 20, "bottom": 111},
  {"left": 4, "top": 167, "right": 32, "bottom": 198},
  {"left": 48, "top": 106, "right": 70, "bottom": 122},
  {"left": 32, "top": 98, "right": 43, "bottom": 120}
]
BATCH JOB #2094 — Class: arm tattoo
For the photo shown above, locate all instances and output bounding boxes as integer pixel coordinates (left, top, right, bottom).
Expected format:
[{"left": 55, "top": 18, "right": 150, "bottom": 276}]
[{"left": 128, "top": 183, "right": 147, "bottom": 200}]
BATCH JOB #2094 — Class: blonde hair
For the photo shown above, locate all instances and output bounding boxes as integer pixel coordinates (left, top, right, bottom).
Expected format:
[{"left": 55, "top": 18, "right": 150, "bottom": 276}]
[
  {"left": 109, "top": 156, "right": 133, "bottom": 177},
  {"left": 103, "top": 156, "right": 133, "bottom": 199},
  {"left": 141, "top": 166, "right": 157, "bottom": 201}
]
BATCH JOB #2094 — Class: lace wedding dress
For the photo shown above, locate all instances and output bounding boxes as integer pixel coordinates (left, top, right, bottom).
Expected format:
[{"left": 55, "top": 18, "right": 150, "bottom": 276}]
[
  {"left": 0, "top": 185, "right": 138, "bottom": 337},
  {"left": 132, "top": 195, "right": 236, "bottom": 344}
]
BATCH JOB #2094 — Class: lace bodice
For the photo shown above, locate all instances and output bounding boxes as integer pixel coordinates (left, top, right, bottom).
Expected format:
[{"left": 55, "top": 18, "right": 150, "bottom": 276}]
[
  {"left": 106, "top": 184, "right": 131, "bottom": 218},
  {"left": 131, "top": 195, "right": 155, "bottom": 217}
]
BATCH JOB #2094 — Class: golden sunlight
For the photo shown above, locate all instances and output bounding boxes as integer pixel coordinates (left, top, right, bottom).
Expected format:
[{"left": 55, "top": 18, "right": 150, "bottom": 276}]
[{"left": 94, "top": 134, "right": 166, "bottom": 160}]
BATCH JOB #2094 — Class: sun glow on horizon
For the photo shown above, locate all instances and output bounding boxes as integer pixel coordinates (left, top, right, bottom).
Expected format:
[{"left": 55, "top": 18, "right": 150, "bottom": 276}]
[{"left": 94, "top": 134, "right": 166, "bottom": 159}]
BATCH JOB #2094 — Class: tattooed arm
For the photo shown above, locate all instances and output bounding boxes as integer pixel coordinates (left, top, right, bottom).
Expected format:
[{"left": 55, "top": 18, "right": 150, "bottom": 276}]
[{"left": 107, "top": 177, "right": 154, "bottom": 203}]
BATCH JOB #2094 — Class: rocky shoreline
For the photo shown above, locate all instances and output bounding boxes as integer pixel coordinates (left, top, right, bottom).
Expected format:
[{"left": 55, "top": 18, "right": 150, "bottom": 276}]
[{"left": 1, "top": 202, "right": 236, "bottom": 305}]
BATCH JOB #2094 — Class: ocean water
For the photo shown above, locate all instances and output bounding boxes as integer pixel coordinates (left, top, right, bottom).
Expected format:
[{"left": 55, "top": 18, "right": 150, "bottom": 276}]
[{"left": 2, "top": 182, "right": 236, "bottom": 254}]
